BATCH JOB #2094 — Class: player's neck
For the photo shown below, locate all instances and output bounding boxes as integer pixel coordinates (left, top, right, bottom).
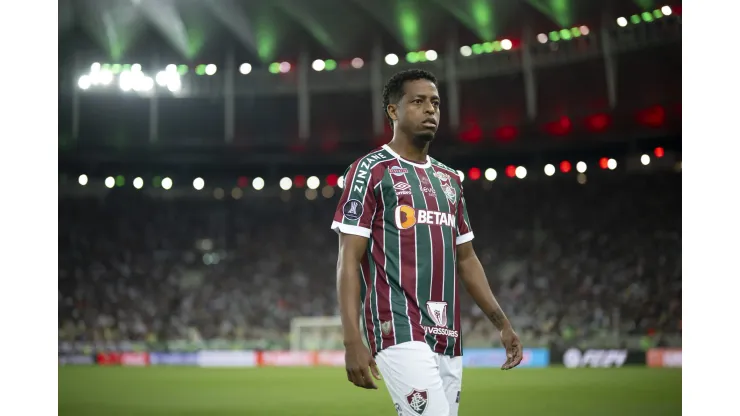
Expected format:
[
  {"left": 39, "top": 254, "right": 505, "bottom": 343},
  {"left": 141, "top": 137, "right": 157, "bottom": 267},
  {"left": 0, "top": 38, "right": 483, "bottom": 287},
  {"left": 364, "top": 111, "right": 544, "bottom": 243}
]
[{"left": 387, "top": 135, "right": 430, "bottom": 164}]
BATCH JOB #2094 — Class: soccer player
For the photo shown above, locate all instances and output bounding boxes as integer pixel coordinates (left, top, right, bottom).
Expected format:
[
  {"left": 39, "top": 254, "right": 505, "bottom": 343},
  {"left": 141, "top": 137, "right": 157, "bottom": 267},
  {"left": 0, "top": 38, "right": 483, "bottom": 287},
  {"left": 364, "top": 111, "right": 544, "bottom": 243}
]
[{"left": 332, "top": 69, "right": 523, "bottom": 415}]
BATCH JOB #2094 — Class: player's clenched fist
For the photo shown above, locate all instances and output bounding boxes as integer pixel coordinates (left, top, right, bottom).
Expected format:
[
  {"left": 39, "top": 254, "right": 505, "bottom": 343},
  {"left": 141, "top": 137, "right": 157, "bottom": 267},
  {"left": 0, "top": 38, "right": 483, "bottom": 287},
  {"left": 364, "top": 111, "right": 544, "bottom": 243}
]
[{"left": 344, "top": 340, "right": 381, "bottom": 389}]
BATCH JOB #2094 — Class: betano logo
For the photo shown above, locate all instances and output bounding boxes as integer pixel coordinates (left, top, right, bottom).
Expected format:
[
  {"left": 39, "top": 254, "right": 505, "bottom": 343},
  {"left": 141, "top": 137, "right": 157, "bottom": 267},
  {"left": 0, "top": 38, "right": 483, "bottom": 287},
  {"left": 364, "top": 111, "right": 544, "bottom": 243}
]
[{"left": 394, "top": 205, "right": 456, "bottom": 230}]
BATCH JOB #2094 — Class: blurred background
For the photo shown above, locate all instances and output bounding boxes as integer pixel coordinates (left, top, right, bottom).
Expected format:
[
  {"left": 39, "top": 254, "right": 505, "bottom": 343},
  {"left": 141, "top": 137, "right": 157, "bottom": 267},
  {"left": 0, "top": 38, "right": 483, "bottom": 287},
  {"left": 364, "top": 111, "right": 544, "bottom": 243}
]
[{"left": 58, "top": 0, "right": 682, "bottom": 414}]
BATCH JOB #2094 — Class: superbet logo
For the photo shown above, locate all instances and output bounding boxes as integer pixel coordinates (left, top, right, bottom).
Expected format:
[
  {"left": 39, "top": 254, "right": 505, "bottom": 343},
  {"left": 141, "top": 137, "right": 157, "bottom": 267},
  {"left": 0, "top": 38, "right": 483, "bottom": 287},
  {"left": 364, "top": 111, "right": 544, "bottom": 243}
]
[{"left": 394, "top": 205, "right": 455, "bottom": 230}]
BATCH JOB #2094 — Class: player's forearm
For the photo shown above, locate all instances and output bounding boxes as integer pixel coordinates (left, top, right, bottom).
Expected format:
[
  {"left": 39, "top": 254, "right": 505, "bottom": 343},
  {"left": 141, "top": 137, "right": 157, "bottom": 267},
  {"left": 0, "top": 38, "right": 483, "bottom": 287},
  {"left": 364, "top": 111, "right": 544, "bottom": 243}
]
[
  {"left": 337, "top": 258, "right": 364, "bottom": 344},
  {"left": 458, "top": 254, "right": 512, "bottom": 331}
]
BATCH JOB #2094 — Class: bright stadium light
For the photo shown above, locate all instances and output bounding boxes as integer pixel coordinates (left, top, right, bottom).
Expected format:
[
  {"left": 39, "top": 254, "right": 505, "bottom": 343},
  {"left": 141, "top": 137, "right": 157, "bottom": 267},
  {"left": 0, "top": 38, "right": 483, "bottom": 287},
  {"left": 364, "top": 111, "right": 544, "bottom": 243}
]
[
  {"left": 105, "top": 176, "right": 115, "bottom": 189},
  {"left": 580, "top": 26, "right": 590, "bottom": 35},
  {"left": 351, "top": 58, "right": 364, "bottom": 69},
  {"left": 661, "top": 5, "right": 672, "bottom": 16},
  {"left": 166, "top": 64, "right": 177, "bottom": 73},
  {"left": 515, "top": 166, "right": 527, "bottom": 179},
  {"left": 193, "top": 177, "right": 205, "bottom": 190},
  {"left": 155, "top": 71, "right": 168, "bottom": 86},
  {"left": 167, "top": 78, "right": 182, "bottom": 92},
  {"left": 501, "top": 39, "right": 513, "bottom": 50},
  {"left": 537, "top": 33, "right": 548, "bottom": 43},
  {"left": 385, "top": 54, "right": 399, "bottom": 65},
  {"left": 576, "top": 161, "right": 587, "bottom": 173},
  {"left": 133, "top": 177, "right": 144, "bottom": 189},
  {"left": 119, "top": 71, "right": 133, "bottom": 91},
  {"left": 78, "top": 75, "right": 91, "bottom": 90},
  {"left": 425, "top": 50, "right": 438, "bottom": 61},
  {"left": 239, "top": 63, "right": 252, "bottom": 75},
  {"left": 459, "top": 46, "right": 472, "bottom": 57},
  {"left": 641, "top": 154, "right": 651, "bottom": 165},
  {"left": 131, "top": 63, "right": 142, "bottom": 72},
  {"left": 337, "top": 175, "right": 345, "bottom": 189},
  {"left": 279, "top": 62, "right": 291, "bottom": 73},
  {"left": 137, "top": 76, "right": 154, "bottom": 92},
  {"left": 280, "top": 177, "right": 293, "bottom": 190},
  {"left": 457, "top": 170, "right": 465, "bottom": 182},
  {"left": 162, "top": 177, "right": 173, "bottom": 190},
  {"left": 484, "top": 168, "right": 497, "bottom": 181},
  {"left": 544, "top": 164, "right": 556, "bottom": 176},
  {"left": 312, "top": 59, "right": 326, "bottom": 71},
  {"left": 252, "top": 177, "right": 265, "bottom": 191},
  {"left": 205, "top": 64, "right": 217, "bottom": 75},
  {"left": 91, "top": 62, "right": 101, "bottom": 72},
  {"left": 617, "top": 17, "right": 628, "bottom": 27},
  {"left": 307, "top": 176, "right": 320, "bottom": 190},
  {"left": 607, "top": 158, "right": 618, "bottom": 170},
  {"left": 78, "top": 174, "right": 88, "bottom": 186}
]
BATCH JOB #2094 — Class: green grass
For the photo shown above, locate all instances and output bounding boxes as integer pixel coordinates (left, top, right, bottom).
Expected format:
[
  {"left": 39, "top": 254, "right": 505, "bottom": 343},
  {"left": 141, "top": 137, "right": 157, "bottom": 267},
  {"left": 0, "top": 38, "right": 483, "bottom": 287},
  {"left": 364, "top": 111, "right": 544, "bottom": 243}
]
[{"left": 59, "top": 366, "right": 681, "bottom": 415}]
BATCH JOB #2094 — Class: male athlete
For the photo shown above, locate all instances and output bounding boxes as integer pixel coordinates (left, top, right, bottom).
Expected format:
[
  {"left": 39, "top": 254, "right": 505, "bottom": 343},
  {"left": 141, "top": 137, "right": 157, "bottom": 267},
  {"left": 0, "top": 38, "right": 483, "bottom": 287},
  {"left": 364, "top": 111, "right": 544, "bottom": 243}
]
[{"left": 332, "top": 69, "right": 523, "bottom": 415}]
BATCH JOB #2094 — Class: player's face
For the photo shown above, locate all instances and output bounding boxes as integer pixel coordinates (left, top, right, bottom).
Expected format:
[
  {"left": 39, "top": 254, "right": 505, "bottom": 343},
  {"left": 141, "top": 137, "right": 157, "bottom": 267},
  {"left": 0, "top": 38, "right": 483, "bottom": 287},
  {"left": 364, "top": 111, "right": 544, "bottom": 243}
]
[{"left": 395, "top": 79, "right": 441, "bottom": 142}]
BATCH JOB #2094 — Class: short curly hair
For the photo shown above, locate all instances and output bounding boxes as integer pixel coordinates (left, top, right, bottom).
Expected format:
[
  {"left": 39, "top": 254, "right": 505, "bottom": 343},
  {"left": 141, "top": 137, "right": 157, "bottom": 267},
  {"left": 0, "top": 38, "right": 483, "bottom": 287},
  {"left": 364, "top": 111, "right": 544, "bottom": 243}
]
[{"left": 382, "top": 69, "right": 438, "bottom": 129}]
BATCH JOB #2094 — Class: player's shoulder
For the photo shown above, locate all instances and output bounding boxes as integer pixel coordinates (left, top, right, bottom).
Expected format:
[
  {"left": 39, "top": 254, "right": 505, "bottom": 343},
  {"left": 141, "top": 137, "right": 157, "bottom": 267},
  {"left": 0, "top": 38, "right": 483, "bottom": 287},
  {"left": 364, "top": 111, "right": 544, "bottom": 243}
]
[
  {"left": 344, "top": 146, "right": 395, "bottom": 174},
  {"left": 429, "top": 157, "right": 462, "bottom": 184}
]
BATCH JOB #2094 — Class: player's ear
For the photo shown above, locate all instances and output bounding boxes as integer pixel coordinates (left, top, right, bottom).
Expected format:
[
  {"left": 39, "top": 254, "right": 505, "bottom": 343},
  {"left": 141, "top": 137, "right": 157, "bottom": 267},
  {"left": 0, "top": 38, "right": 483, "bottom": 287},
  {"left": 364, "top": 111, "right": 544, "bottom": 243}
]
[{"left": 387, "top": 104, "right": 398, "bottom": 123}]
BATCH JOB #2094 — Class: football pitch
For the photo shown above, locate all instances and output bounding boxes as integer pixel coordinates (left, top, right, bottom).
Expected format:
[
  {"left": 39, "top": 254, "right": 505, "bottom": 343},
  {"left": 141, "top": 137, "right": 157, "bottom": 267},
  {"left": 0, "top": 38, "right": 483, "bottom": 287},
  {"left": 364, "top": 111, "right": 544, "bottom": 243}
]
[{"left": 59, "top": 366, "right": 681, "bottom": 415}]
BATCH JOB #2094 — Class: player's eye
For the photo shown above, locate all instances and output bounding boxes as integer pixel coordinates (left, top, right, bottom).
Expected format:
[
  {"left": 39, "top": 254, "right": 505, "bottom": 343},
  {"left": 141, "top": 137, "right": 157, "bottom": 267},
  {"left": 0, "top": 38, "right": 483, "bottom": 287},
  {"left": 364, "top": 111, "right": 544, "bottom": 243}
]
[{"left": 432, "top": 102, "right": 440, "bottom": 107}]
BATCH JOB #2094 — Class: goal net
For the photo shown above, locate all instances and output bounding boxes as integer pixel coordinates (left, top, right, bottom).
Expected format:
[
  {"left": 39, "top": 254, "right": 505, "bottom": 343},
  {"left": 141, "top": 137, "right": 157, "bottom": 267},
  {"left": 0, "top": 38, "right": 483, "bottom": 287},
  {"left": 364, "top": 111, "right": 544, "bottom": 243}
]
[{"left": 290, "top": 316, "right": 367, "bottom": 351}]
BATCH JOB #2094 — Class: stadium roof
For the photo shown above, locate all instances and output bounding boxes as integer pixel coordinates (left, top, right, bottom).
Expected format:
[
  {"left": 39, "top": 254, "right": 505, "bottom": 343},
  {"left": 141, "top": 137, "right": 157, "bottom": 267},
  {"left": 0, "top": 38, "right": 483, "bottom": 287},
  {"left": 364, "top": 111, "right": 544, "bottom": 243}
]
[{"left": 59, "top": 0, "right": 648, "bottom": 64}]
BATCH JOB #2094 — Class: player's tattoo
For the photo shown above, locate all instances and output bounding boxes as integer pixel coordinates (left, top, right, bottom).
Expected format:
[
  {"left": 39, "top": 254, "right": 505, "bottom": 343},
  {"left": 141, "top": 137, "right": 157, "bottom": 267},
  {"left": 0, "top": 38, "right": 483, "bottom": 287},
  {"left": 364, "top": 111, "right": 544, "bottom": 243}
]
[{"left": 487, "top": 308, "right": 507, "bottom": 330}]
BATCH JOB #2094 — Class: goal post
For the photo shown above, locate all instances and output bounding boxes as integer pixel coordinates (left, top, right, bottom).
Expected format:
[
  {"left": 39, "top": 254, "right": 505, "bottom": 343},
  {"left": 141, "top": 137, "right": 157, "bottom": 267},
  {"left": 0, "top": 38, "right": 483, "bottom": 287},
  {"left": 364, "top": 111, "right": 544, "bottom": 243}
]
[{"left": 289, "top": 316, "right": 368, "bottom": 351}]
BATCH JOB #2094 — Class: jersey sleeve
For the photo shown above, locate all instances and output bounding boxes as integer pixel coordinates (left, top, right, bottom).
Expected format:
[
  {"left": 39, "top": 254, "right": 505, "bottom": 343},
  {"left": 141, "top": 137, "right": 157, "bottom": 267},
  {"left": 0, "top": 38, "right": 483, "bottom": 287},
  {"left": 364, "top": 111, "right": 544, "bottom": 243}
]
[
  {"left": 455, "top": 181, "right": 474, "bottom": 245},
  {"left": 331, "top": 161, "right": 379, "bottom": 239}
]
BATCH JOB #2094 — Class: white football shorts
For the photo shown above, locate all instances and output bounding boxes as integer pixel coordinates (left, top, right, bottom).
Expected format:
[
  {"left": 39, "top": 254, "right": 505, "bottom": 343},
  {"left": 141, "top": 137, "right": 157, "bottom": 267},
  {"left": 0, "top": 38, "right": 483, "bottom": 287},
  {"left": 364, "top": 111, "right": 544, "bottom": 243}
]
[{"left": 375, "top": 341, "right": 462, "bottom": 416}]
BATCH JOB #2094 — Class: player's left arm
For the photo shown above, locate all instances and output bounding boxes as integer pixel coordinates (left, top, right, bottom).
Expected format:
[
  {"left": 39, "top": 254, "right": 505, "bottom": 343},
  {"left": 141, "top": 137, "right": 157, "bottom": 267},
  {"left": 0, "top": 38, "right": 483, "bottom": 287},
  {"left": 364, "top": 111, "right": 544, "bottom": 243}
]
[{"left": 454, "top": 181, "right": 523, "bottom": 370}]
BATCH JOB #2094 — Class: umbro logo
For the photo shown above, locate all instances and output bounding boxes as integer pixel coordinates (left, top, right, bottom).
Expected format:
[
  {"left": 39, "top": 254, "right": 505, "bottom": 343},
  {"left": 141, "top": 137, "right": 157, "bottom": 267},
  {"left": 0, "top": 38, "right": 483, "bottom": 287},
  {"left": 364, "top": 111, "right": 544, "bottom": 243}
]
[{"left": 394, "top": 182, "right": 411, "bottom": 191}]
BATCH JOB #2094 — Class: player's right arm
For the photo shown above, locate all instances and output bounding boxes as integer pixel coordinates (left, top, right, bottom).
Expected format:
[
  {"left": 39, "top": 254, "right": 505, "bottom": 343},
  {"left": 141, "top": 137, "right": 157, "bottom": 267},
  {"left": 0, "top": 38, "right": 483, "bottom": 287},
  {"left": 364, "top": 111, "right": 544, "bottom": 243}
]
[{"left": 332, "top": 160, "right": 382, "bottom": 389}]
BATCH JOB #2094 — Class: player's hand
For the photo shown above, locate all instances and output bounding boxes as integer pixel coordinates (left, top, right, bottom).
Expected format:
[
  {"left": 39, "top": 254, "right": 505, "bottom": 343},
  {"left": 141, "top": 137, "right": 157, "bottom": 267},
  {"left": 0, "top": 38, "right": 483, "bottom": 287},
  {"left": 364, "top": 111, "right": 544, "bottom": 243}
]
[
  {"left": 499, "top": 326, "right": 523, "bottom": 370},
  {"left": 344, "top": 340, "right": 381, "bottom": 389}
]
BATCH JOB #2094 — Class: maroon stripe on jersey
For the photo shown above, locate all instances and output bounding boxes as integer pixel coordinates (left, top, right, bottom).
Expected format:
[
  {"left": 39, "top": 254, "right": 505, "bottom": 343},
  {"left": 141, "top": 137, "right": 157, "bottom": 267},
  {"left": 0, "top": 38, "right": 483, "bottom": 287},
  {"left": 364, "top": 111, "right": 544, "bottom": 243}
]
[
  {"left": 371, "top": 204, "right": 394, "bottom": 349},
  {"left": 360, "top": 257, "right": 378, "bottom": 355},
  {"left": 390, "top": 161, "right": 425, "bottom": 343},
  {"left": 416, "top": 166, "right": 449, "bottom": 354}
]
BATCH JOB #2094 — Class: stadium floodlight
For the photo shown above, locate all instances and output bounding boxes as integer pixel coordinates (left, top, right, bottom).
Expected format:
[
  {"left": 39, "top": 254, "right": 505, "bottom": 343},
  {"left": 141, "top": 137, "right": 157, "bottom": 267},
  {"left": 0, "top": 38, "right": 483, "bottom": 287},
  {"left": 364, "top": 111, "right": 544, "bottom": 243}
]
[
  {"left": 484, "top": 168, "right": 497, "bottom": 181},
  {"left": 537, "top": 33, "right": 548, "bottom": 43},
  {"left": 280, "top": 177, "right": 293, "bottom": 190},
  {"left": 162, "top": 177, "right": 173, "bottom": 190},
  {"left": 307, "top": 176, "right": 320, "bottom": 190},
  {"left": 337, "top": 175, "right": 345, "bottom": 189},
  {"left": 205, "top": 64, "right": 217, "bottom": 75},
  {"left": 515, "top": 166, "right": 527, "bottom": 179},
  {"left": 456, "top": 170, "right": 465, "bottom": 182},
  {"left": 105, "top": 176, "right": 115, "bottom": 189},
  {"left": 501, "top": 39, "right": 513, "bottom": 50},
  {"left": 193, "top": 177, "right": 205, "bottom": 190},
  {"left": 641, "top": 154, "right": 651, "bottom": 166},
  {"left": 385, "top": 53, "right": 399, "bottom": 66},
  {"left": 312, "top": 59, "right": 325, "bottom": 71},
  {"left": 324, "top": 60, "right": 337, "bottom": 71},
  {"left": 136, "top": 76, "right": 154, "bottom": 92},
  {"left": 78, "top": 75, "right": 91, "bottom": 90},
  {"left": 544, "top": 164, "right": 556, "bottom": 176},
  {"left": 279, "top": 62, "right": 291, "bottom": 73},
  {"left": 459, "top": 46, "right": 472, "bottom": 57},
  {"left": 91, "top": 62, "right": 101, "bottom": 72},
  {"left": 119, "top": 71, "right": 133, "bottom": 91},
  {"left": 133, "top": 177, "right": 144, "bottom": 189},
  {"left": 661, "top": 5, "right": 672, "bottom": 16},
  {"left": 131, "top": 63, "right": 142, "bottom": 72},
  {"left": 617, "top": 17, "right": 628, "bottom": 27},
  {"left": 351, "top": 58, "right": 364, "bottom": 69},
  {"left": 155, "top": 71, "right": 168, "bottom": 86},
  {"left": 239, "top": 63, "right": 252, "bottom": 75},
  {"left": 425, "top": 50, "right": 438, "bottom": 61},
  {"left": 576, "top": 161, "right": 587, "bottom": 173},
  {"left": 166, "top": 64, "right": 177, "bottom": 73},
  {"left": 167, "top": 78, "right": 182, "bottom": 92},
  {"left": 607, "top": 159, "right": 618, "bottom": 170},
  {"left": 580, "top": 26, "right": 590, "bottom": 36},
  {"left": 252, "top": 177, "right": 265, "bottom": 190},
  {"left": 78, "top": 174, "right": 88, "bottom": 186}
]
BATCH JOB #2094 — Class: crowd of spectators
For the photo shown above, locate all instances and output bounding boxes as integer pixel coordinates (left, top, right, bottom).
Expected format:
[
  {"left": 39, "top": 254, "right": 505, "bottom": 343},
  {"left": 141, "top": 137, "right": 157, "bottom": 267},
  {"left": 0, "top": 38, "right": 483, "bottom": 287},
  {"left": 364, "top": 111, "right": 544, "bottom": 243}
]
[{"left": 58, "top": 171, "right": 681, "bottom": 352}]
